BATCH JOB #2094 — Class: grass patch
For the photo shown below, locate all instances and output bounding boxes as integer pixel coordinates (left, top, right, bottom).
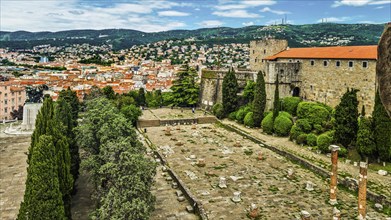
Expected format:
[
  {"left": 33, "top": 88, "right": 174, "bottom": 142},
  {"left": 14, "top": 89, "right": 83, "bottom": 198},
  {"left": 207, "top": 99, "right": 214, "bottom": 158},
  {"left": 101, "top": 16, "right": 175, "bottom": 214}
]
[
  {"left": 369, "top": 163, "right": 391, "bottom": 173},
  {"left": 213, "top": 163, "right": 227, "bottom": 170},
  {"left": 268, "top": 185, "right": 279, "bottom": 193},
  {"left": 244, "top": 149, "right": 254, "bottom": 156}
]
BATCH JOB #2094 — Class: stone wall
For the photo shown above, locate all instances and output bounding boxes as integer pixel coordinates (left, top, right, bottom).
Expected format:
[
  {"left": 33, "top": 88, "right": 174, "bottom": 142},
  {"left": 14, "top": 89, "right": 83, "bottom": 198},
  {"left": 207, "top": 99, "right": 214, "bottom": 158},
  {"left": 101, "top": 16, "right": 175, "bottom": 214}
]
[
  {"left": 199, "top": 69, "right": 256, "bottom": 109},
  {"left": 21, "top": 103, "right": 42, "bottom": 130},
  {"left": 250, "top": 39, "right": 288, "bottom": 73},
  {"left": 137, "top": 116, "right": 217, "bottom": 128}
]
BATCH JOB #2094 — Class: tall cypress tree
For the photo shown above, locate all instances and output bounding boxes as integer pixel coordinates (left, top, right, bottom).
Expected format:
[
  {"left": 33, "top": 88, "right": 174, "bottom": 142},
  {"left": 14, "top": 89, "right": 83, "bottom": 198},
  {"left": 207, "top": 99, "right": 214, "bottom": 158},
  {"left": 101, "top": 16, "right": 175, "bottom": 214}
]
[
  {"left": 252, "top": 71, "right": 266, "bottom": 127},
  {"left": 57, "top": 92, "right": 80, "bottom": 185},
  {"left": 18, "top": 135, "right": 66, "bottom": 220},
  {"left": 356, "top": 117, "right": 376, "bottom": 160},
  {"left": 373, "top": 90, "right": 391, "bottom": 161},
  {"left": 272, "top": 75, "right": 280, "bottom": 122},
  {"left": 222, "top": 68, "right": 239, "bottom": 115},
  {"left": 334, "top": 88, "right": 359, "bottom": 148},
  {"left": 138, "top": 88, "right": 146, "bottom": 106}
]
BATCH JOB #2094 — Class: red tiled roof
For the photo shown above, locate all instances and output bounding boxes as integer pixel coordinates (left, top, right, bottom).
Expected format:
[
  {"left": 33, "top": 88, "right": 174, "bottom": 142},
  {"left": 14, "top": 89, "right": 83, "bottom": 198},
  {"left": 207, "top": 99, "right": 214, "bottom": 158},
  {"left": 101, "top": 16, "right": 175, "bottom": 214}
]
[{"left": 265, "top": 45, "right": 377, "bottom": 60}]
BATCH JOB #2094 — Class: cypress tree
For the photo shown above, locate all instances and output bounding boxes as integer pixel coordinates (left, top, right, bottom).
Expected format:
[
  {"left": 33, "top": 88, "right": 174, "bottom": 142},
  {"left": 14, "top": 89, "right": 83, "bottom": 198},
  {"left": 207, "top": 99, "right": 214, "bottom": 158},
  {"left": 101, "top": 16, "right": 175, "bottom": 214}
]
[
  {"left": 373, "top": 90, "right": 391, "bottom": 161},
  {"left": 361, "top": 105, "right": 366, "bottom": 117},
  {"left": 138, "top": 88, "right": 146, "bottom": 106},
  {"left": 222, "top": 68, "right": 239, "bottom": 115},
  {"left": 252, "top": 71, "right": 266, "bottom": 126},
  {"left": 18, "top": 135, "right": 66, "bottom": 220},
  {"left": 272, "top": 75, "right": 280, "bottom": 122},
  {"left": 56, "top": 92, "right": 80, "bottom": 184},
  {"left": 334, "top": 88, "right": 359, "bottom": 148},
  {"left": 356, "top": 117, "right": 376, "bottom": 160},
  {"left": 28, "top": 97, "right": 54, "bottom": 162}
]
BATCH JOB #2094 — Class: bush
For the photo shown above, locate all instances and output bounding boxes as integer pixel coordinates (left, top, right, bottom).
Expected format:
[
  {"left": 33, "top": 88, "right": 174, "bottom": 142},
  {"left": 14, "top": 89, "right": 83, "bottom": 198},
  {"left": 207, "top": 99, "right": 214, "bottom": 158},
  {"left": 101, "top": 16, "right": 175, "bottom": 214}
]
[
  {"left": 297, "top": 102, "right": 331, "bottom": 125},
  {"left": 244, "top": 112, "right": 255, "bottom": 128},
  {"left": 273, "top": 115, "right": 293, "bottom": 136},
  {"left": 261, "top": 112, "right": 274, "bottom": 134},
  {"left": 228, "top": 111, "right": 237, "bottom": 120},
  {"left": 295, "top": 119, "right": 312, "bottom": 133},
  {"left": 279, "top": 111, "right": 293, "bottom": 120},
  {"left": 297, "top": 134, "right": 308, "bottom": 145},
  {"left": 290, "top": 124, "right": 303, "bottom": 140},
  {"left": 317, "top": 133, "right": 333, "bottom": 153},
  {"left": 235, "top": 106, "right": 251, "bottom": 124},
  {"left": 339, "top": 146, "right": 348, "bottom": 157},
  {"left": 307, "top": 133, "right": 318, "bottom": 146},
  {"left": 313, "top": 124, "right": 323, "bottom": 134},
  {"left": 263, "top": 111, "right": 271, "bottom": 119},
  {"left": 212, "top": 103, "right": 224, "bottom": 119},
  {"left": 282, "top": 97, "right": 302, "bottom": 116}
]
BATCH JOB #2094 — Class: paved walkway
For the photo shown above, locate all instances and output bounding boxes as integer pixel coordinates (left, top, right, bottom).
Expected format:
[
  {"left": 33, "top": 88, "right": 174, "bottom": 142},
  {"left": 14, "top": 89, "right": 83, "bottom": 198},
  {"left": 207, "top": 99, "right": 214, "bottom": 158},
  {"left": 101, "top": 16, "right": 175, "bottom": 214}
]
[{"left": 221, "top": 119, "right": 391, "bottom": 198}]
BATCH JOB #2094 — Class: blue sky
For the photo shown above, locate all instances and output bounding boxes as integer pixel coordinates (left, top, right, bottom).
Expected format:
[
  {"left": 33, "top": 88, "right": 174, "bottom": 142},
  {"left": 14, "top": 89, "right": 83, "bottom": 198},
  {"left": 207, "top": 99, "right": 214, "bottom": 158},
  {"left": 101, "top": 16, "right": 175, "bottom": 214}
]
[{"left": 1, "top": 0, "right": 390, "bottom": 32}]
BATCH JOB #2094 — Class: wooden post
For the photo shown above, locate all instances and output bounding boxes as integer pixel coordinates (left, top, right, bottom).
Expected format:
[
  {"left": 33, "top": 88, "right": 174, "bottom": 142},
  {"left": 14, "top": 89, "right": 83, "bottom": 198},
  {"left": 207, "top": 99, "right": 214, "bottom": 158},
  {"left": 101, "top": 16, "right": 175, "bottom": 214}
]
[{"left": 329, "top": 145, "right": 340, "bottom": 205}]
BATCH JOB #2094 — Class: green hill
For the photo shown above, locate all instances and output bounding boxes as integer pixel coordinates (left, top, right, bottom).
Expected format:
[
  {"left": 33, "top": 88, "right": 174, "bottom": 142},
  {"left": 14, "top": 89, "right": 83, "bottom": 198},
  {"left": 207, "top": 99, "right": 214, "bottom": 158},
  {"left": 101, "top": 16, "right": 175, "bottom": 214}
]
[{"left": 0, "top": 23, "right": 385, "bottom": 50}]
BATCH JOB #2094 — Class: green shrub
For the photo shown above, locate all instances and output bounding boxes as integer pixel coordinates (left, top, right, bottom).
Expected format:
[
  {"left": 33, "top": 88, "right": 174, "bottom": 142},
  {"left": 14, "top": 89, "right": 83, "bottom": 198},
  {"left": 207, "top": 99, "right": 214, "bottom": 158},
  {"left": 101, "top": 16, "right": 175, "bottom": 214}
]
[
  {"left": 273, "top": 115, "right": 293, "bottom": 136},
  {"left": 244, "top": 112, "right": 255, "bottom": 128},
  {"left": 282, "top": 97, "right": 302, "bottom": 116},
  {"left": 315, "top": 101, "right": 333, "bottom": 113},
  {"left": 317, "top": 133, "right": 333, "bottom": 153},
  {"left": 228, "top": 111, "right": 237, "bottom": 120},
  {"left": 290, "top": 124, "right": 303, "bottom": 140},
  {"left": 307, "top": 133, "right": 318, "bottom": 146},
  {"left": 236, "top": 106, "right": 251, "bottom": 124},
  {"left": 212, "top": 103, "right": 224, "bottom": 119},
  {"left": 313, "top": 124, "right": 323, "bottom": 134},
  {"left": 297, "top": 134, "right": 308, "bottom": 145},
  {"left": 263, "top": 111, "right": 271, "bottom": 119},
  {"left": 279, "top": 111, "right": 293, "bottom": 120},
  {"left": 295, "top": 119, "right": 312, "bottom": 133},
  {"left": 297, "top": 102, "right": 331, "bottom": 125},
  {"left": 261, "top": 112, "right": 274, "bottom": 134},
  {"left": 339, "top": 146, "right": 348, "bottom": 157}
]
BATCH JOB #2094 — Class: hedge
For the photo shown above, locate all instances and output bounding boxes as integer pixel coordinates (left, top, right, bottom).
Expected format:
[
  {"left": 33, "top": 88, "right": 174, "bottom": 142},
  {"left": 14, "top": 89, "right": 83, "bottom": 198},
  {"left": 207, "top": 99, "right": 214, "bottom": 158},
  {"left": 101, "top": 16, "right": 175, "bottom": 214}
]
[
  {"left": 244, "top": 112, "right": 255, "bottom": 128},
  {"left": 290, "top": 124, "right": 303, "bottom": 140},
  {"left": 212, "top": 103, "right": 224, "bottom": 119},
  {"left": 297, "top": 133, "right": 308, "bottom": 145},
  {"left": 236, "top": 106, "right": 251, "bottom": 124},
  {"left": 295, "top": 119, "right": 312, "bottom": 133},
  {"left": 307, "top": 133, "right": 318, "bottom": 146},
  {"left": 261, "top": 112, "right": 274, "bottom": 134},
  {"left": 228, "top": 111, "right": 237, "bottom": 120},
  {"left": 274, "top": 115, "right": 293, "bottom": 136},
  {"left": 297, "top": 102, "right": 331, "bottom": 125},
  {"left": 282, "top": 97, "right": 302, "bottom": 116},
  {"left": 317, "top": 133, "right": 333, "bottom": 153}
]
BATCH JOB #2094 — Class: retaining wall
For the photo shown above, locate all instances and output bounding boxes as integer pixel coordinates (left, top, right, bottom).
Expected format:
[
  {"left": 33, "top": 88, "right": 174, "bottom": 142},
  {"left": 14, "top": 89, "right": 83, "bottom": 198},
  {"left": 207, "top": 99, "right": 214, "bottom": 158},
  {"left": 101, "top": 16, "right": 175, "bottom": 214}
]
[{"left": 138, "top": 116, "right": 217, "bottom": 128}]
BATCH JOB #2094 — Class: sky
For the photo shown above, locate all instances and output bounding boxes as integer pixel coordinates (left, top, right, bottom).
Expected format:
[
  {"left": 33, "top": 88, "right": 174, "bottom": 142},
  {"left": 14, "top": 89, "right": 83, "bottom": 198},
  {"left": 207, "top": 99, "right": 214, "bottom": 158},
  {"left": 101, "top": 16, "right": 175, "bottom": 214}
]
[{"left": 1, "top": 0, "right": 390, "bottom": 32}]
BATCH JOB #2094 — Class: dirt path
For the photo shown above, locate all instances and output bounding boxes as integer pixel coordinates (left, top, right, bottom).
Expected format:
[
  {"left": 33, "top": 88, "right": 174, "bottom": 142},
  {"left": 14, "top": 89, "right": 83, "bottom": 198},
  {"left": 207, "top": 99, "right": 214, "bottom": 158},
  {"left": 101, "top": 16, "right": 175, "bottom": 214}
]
[
  {"left": 71, "top": 169, "right": 94, "bottom": 220},
  {"left": 221, "top": 119, "right": 391, "bottom": 198}
]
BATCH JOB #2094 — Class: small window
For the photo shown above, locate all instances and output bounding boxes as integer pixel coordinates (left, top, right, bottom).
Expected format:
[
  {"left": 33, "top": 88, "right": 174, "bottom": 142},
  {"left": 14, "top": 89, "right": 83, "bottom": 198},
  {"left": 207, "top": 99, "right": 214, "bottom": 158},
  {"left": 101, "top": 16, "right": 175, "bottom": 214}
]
[
  {"left": 264, "top": 49, "right": 266, "bottom": 54},
  {"left": 310, "top": 60, "right": 315, "bottom": 66},
  {"left": 289, "top": 59, "right": 293, "bottom": 62},
  {"left": 362, "top": 61, "right": 368, "bottom": 68},
  {"left": 4, "top": 107, "right": 7, "bottom": 113},
  {"left": 336, "top": 61, "right": 341, "bottom": 67},
  {"left": 4, "top": 99, "right": 7, "bottom": 105},
  {"left": 18, "top": 91, "right": 21, "bottom": 95},
  {"left": 349, "top": 61, "right": 354, "bottom": 68},
  {"left": 323, "top": 60, "right": 328, "bottom": 67},
  {"left": 252, "top": 50, "right": 255, "bottom": 54}
]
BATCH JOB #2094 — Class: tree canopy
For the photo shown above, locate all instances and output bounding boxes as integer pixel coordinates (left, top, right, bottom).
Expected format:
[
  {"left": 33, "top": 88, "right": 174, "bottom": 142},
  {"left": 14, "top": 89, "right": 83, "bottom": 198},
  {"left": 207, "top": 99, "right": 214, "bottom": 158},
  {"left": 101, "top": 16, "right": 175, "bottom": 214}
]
[
  {"left": 170, "top": 65, "right": 200, "bottom": 107},
  {"left": 222, "top": 68, "right": 239, "bottom": 115}
]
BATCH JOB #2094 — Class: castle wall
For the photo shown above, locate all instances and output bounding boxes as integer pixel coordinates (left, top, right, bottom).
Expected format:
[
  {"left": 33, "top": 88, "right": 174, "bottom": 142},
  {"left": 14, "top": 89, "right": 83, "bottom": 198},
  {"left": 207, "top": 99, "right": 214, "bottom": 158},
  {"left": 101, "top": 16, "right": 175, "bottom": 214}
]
[
  {"left": 275, "top": 58, "right": 377, "bottom": 112},
  {"left": 199, "top": 70, "right": 256, "bottom": 109},
  {"left": 250, "top": 39, "right": 288, "bottom": 73}
]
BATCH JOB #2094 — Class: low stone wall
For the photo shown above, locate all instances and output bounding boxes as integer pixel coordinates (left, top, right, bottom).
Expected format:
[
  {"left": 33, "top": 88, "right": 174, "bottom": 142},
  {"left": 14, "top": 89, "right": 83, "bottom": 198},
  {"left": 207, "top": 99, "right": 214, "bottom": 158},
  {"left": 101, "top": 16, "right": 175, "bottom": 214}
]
[
  {"left": 139, "top": 129, "right": 208, "bottom": 219},
  {"left": 218, "top": 122, "right": 391, "bottom": 208},
  {"left": 138, "top": 116, "right": 217, "bottom": 128}
]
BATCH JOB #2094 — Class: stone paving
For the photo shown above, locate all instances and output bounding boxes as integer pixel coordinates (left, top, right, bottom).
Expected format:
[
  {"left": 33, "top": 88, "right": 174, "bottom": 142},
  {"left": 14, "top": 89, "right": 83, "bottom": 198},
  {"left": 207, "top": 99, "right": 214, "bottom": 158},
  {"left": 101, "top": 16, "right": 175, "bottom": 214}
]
[
  {"left": 0, "top": 124, "right": 30, "bottom": 220},
  {"left": 146, "top": 124, "right": 388, "bottom": 219},
  {"left": 140, "top": 108, "right": 207, "bottom": 120}
]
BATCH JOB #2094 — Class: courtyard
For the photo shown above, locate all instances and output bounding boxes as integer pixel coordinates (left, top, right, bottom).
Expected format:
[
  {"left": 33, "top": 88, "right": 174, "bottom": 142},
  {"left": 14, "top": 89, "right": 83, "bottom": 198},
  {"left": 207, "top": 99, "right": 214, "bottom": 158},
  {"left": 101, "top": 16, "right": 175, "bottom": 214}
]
[{"left": 145, "top": 123, "right": 388, "bottom": 219}]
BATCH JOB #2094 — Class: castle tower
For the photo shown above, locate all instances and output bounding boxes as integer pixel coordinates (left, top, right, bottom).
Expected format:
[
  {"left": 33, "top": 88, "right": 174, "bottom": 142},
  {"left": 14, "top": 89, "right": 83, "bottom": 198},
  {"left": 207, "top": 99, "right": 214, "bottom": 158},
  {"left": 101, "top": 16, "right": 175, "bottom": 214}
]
[{"left": 249, "top": 39, "right": 288, "bottom": 73}]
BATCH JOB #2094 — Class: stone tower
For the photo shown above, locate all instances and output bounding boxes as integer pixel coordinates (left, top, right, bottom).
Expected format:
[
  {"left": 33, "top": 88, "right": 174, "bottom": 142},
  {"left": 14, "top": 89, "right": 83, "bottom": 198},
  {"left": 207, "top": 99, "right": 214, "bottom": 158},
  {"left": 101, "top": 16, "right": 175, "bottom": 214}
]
[{"left": 249, "top": 39, "right": 288, "bottom": 73}]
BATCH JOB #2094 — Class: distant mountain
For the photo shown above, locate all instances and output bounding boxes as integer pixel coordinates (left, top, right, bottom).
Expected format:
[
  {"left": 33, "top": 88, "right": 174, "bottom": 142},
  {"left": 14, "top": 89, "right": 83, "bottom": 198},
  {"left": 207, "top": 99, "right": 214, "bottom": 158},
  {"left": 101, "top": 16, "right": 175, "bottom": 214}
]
[{"left": 0, "top": 23, "right": 385, "bottom": 50}]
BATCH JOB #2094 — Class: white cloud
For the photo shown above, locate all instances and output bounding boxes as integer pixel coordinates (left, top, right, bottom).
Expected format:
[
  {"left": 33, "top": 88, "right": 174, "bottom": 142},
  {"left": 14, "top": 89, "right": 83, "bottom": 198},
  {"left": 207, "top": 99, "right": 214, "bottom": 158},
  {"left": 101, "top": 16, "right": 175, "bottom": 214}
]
[
  {"left": 213, "top": 9, "right": 261, "bottom": 18},
  {"left": 375, "top": 6, "right": 385, "bottom": 8},
  {"left": 198, "top": 20, "right": 224, "bottom": 27},
  {"left": 317, "top": 17, "right": 352, "bottom": 22},
  {"left": 332, "top": 0, "right": 391, "bottom": 7},
  {"left": 158, "top": 10, "right": 190, "bottom": 16},
  {"left": 260, "top": 7, "right": 291, "bottom": 15},
  {"left": 242, "top": 21, "right": 255, "bottom": 26},
  {"left": 0, "top": 0, "right": 189, "bottom": 32},
  {"left": 215, "top": 0, "right": 276, "bottom": 10}
]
